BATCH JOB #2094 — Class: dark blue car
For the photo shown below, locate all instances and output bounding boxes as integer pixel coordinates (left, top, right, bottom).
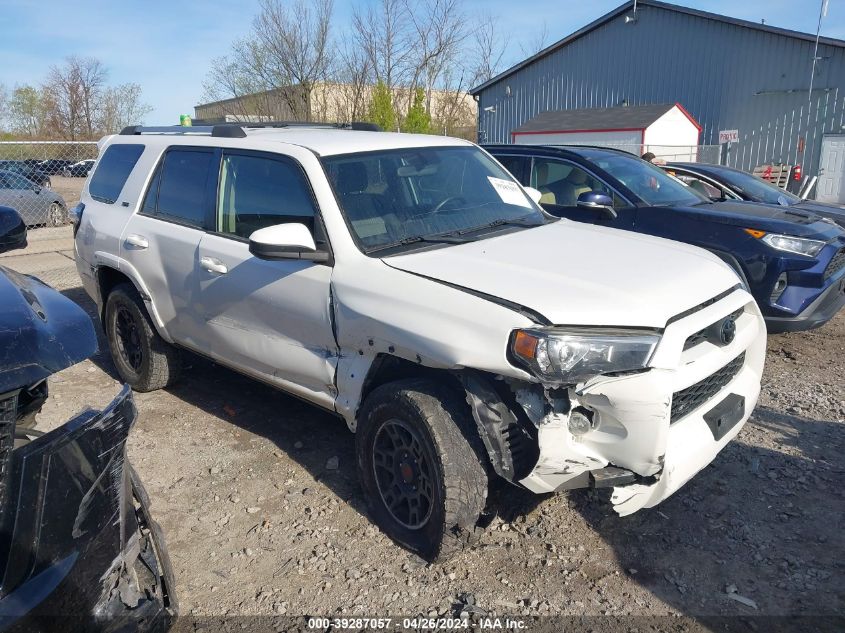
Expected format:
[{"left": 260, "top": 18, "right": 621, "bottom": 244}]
[
  {"left": 663, "top": 161, "right": 845, "bottom": 229},
  {"left": 485, "top": 145, "right": 845, "bottom": 333}
]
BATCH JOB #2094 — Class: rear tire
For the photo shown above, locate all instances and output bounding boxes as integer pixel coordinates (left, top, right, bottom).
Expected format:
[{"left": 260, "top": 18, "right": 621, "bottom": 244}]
[
  {"left": 104, "top": 283, "right": 181, "bottom": 392},
  {"left": 356, "top": 378, "right": 488, "bottom": 561}
]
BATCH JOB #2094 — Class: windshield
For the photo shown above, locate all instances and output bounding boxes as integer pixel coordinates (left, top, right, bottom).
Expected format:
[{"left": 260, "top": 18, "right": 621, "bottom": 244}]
[
  {"left": 581, "top": 151, "right": 708, "bottom": 206},
  {"left": 323, "top": 146, "right": 547, "bottom": 253},
  {"left": 713, "top": 168, "right": 801, "bottom": 205}
]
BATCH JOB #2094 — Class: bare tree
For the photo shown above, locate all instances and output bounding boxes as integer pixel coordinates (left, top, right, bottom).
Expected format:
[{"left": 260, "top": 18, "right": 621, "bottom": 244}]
[
  {"left": 326, "top": 41, "right": 372, "bottom": 122},
  {"left": 470, "top": 12, "right": 506, "bottom": 86},
  {"left": 43, "top": 56, "right": 107, "bottom": 139},
  {"left": 519, "top": 23, "right": 550, "bottom": 57},
  {"left": 202, "top": 49, "right": 279, "bottom": 121},
  {"left": 405, "top": 0, "right": 467, "bottom": 115},
  {"left": 352, "top": 0, "right": 414, "bottom": 90},
  {"left": 99, "top": 83, "right": 153, "bottom": 132},
  {"left": 204, "top": 0, "right": 334, "bottom": 122},
  {"left": 253, "top": 0, "right": 334, "bottom": 120}
]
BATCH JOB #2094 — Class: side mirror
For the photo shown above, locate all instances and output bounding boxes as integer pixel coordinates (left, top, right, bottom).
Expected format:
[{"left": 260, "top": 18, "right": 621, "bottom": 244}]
[
  {"left": 0, "top": 206, "right": 27, "bottom": 253},
  {"left": 249, "top": 223, "right": 328, "bottom": 262},
  {"left": 524, "top": 186, "right": 543, "bottom": 204},
  {"left": 576, "top": 191, "right": 618, "bottom": 219}
]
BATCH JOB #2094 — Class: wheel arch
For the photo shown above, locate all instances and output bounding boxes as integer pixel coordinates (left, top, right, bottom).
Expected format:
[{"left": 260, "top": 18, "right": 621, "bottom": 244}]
[
  {"left": 96, "top": 264, "right": 174, "bottom": 343},
  {"left": 353, "top": 354, "right": 540, "bottom": 484}
]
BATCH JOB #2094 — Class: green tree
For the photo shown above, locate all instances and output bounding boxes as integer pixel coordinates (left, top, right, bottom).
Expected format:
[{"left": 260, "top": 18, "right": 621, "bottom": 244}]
[
  {"left": 368, "top": 80, "right": 395, "bottom": 131},
  {"left": 8, "top": 85, "right": 47, "bottom": 137},
  {"left": 402, "top": 87, "right": 431, "bottom": 134}
]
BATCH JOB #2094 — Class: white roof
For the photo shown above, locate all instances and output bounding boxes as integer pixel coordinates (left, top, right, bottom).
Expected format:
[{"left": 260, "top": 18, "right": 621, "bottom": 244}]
[{"left": 106, "top": 127, "right": 473, "bottom": 157}]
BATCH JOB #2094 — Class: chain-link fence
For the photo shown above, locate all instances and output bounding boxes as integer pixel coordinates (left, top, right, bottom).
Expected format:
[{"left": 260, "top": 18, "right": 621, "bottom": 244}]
[
  {"left": 0, "top": 142, "right": 98, "bottom": 293},
  {"left": 0, "top": 141, "right": 98, "bottom": 227}
]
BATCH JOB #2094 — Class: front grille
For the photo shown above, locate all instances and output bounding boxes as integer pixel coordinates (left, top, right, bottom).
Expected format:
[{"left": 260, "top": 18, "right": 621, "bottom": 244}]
[
  {"left": 824, "top": 249, "right": 845, "bottom": 280},
  {"left": 671, "top": 353, "right": 745, "bottom": 423},
  {"left": 0, "top": 392, "right": 17, "bottom": 510}
]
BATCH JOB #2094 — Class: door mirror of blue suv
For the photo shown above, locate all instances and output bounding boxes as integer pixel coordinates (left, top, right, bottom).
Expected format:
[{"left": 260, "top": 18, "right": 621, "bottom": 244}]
[{"left": 577, "top": 191, "right": 618, "bottom": 219}]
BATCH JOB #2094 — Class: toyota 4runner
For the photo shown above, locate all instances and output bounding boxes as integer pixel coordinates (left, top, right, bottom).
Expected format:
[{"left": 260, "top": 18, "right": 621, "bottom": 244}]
[{"left": 72, "top": 124, "right": 766, "bottom": 560}]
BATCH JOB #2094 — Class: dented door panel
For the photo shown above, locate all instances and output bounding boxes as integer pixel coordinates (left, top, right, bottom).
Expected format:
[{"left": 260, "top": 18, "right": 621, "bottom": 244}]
[{"left": 197, "top": 233, "right": 337, "bottom": 409}]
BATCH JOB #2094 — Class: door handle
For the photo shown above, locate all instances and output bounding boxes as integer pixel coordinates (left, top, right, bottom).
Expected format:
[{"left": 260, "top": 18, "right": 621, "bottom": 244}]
[
  {"left": 200, "top": 256, "right": 228, "bottom": 274},
  {"left": 125, "top": 234, "right": 148, "bottom": 249}
]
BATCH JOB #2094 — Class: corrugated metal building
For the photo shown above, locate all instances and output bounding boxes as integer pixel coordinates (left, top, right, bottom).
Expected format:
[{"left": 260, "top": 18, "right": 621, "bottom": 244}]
[{"left": 472, "top": 0, "right": 845, "bottom": 183}]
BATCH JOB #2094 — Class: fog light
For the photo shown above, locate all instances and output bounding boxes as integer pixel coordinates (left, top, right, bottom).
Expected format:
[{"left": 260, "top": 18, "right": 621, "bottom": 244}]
[
  {"left": 770, "top": 272, "right": 788, "bottom": 303},
  {"left": 568, "top": 408, "right": 594, "bottom": 436}
]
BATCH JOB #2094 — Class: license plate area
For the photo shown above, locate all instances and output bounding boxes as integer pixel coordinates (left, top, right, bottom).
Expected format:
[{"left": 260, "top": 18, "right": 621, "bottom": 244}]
[{"left": 703, "top": 393, "right": 745, "bottom": 441}]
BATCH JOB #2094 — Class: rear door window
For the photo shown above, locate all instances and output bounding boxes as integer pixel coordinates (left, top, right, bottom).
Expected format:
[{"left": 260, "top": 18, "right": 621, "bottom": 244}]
[
  {"left": 143, "top": 148, "right": 215, "bottom": 228},
  {"left": 89, "top": 144, "right": 145, "bottom": 204}
]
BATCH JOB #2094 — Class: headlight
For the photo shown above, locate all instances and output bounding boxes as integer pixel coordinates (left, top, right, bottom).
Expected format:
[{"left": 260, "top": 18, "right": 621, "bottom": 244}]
[
  {"left": 510, "top": 327, "right": 660, "bottom": 385},
  {"left": 757, "top": 232, "right": 826, "bottom": 257}
]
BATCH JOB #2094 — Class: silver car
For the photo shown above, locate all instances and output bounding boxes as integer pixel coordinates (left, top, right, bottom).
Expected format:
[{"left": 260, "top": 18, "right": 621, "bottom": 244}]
[{"left": 0, "top": 170, "right": 67, "bottom": 226}]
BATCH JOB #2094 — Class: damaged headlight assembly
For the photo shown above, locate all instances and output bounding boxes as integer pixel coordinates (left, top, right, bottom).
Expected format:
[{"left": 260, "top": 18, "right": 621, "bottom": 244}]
[{"left": 509, "top": 327, "right": 660, "bottom": 385}]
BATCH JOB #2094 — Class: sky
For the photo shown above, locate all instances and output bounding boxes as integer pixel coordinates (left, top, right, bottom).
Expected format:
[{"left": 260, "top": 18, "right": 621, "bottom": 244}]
[{"left": 3, "top": 0, "right": 844, "bottom": 124}]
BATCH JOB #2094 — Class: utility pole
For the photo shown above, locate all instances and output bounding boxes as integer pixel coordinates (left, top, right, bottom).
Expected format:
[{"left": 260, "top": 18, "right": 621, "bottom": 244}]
[{"left": 808, "top": 0, "right": 828, "bottom": 106}]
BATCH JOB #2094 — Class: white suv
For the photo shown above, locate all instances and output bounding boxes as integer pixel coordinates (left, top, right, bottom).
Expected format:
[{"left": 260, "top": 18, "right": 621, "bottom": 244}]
[{"left": 73, "top": 124, "right": 766, "bottom": 560}]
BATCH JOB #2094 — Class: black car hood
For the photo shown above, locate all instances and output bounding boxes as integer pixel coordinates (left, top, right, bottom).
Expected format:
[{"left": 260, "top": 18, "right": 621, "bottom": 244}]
[
  {"left": 792, "top": 201, "right": 845, "bottom": 229},
  {"left": 671, "top": 200, "right": 843, "bottom": 240},
  {"left": 0, "top": 388, "right": 177, "bottom": 631},
  {"left": 0, "top": 267, "right": 97, "bottom": 394}
]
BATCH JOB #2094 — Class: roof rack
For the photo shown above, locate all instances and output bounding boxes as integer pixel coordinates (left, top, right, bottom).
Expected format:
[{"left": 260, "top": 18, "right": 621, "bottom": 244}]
[{"left": 119, "top": 121, "right": 382, "bottom": 138}]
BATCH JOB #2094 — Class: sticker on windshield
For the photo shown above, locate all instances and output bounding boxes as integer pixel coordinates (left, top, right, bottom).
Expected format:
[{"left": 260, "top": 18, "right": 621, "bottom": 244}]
[{"left": 487, "top": 177, "right": 531, "bottom": 208}]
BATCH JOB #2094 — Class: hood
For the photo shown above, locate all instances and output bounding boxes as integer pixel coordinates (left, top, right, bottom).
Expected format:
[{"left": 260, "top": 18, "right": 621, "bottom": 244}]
[
  {"left": 385, "top": 221, "right": 740, "bottom": 328},
  {"left": 793, "top": 200, "right": 845, "bottom": 229},
  {"left": 0, "top": 266, "right": 97, "bottom": 393},
  {"left": 678, "top": 200, "right": 842, "bottom": 239}
]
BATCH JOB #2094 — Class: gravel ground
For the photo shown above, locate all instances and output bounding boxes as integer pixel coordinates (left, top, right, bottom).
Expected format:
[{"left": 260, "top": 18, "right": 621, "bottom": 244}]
[{"left": 32, "top": 282, "right": 843, "bottom": 627}]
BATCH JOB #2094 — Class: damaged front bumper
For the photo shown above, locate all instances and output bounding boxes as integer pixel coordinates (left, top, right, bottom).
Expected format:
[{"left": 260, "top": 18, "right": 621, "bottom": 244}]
[
  {"left": 0, "top": 386, "right": 177, "bottom": 632},
  {"left": 465, "top": 289, "right": 767, "bottom": 516}
]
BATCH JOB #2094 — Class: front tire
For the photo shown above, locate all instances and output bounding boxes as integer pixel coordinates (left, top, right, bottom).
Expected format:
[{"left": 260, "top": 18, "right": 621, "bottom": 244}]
[
  {"left": 104, "top": 283, "right": 181, "bottom": 392},
  {"left": 356, "top": 379, "right": 488, "bottom": 561}
]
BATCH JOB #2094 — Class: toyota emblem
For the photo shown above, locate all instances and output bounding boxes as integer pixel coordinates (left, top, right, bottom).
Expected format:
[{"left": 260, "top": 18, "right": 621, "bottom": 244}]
[{"left": 719, "top": 317, "right": 737, "bottom": 345}]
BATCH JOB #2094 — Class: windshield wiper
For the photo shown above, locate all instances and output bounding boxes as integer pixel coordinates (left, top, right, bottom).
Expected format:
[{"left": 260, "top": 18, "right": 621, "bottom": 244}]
[
  {"left": 368, "top": 233, "right": 473, "bottom": 253},
  {"left": 457, "top": 217, "right": 544, "bottom": 235}
]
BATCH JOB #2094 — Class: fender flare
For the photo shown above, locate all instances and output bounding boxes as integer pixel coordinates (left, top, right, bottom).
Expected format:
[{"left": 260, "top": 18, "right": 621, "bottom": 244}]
[{"left": 94, "top": 252, "right": 175, "bottom": 344}]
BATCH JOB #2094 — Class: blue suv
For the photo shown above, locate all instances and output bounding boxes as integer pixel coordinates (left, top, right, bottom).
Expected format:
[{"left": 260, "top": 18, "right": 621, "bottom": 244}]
[{"left": 485, "top": 145, "right": 845, "bottom": 333}]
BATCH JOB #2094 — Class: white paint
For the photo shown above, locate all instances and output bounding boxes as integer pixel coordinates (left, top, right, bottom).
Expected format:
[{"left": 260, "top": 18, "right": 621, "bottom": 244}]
[
  {"left": 250, "top": 223, "right": 316, "bottom": 251},
  {"left": 75, "top": 127, "right": 767, "bottom": 516},
  {"left": 387, "top": 221, "right": 740, "bottom": 328},
  {"left": 817, "top": 134, "right": 845, "bottom": 204},
  {"left": 513, "top": 104, "right": 701, "bottom": 163},
  {"left": 642, "top": 106, "right": 701, "bottom": 161}
]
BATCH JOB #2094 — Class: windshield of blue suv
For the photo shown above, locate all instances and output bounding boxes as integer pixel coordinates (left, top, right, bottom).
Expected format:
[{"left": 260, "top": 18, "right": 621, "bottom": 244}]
[
  {"left": 710, "top": 167, "right": 802, "bottom": 205},
  {"left": 579, "top": 150, "right": 709, "bottom": 207},
  {"left": 323, "top": 146, "right": 549, "bottom": 253}
]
